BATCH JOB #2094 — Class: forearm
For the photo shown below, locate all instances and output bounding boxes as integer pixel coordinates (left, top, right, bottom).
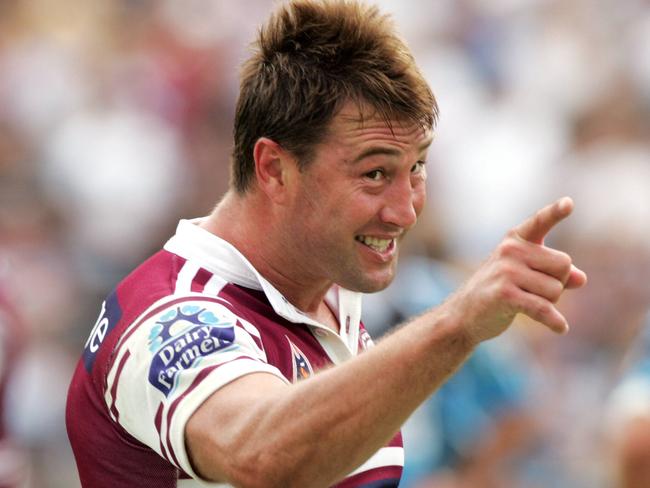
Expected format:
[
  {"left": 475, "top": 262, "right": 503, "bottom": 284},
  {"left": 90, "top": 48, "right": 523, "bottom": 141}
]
[{"left": 192, "top": 304, "right": 474, "bottom": 487}]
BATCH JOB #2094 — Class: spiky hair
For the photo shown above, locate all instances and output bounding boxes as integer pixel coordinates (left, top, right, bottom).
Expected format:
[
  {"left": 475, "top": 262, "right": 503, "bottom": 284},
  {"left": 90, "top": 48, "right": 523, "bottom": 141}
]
[{"left": 231, "top": 0, "right": 438, "bottom": 192}]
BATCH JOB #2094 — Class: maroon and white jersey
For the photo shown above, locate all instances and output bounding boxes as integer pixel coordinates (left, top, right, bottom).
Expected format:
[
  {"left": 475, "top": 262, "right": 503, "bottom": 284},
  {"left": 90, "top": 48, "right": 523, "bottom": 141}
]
[{"left": 66, "top": 219, "right": 403, "bottom": 487}]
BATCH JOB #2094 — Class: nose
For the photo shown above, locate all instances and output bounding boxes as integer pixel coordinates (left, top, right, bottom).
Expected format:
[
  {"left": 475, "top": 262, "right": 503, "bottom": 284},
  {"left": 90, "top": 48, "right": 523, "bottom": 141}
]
[{"left": 378, "top": 176, "right": 421, "bottom": 229}]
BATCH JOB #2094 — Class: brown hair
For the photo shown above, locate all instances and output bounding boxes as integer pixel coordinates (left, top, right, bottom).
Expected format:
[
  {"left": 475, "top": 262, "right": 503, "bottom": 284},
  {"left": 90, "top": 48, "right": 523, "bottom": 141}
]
[{"left": 231, "top": 0, "right": 438, "bottom": 193}]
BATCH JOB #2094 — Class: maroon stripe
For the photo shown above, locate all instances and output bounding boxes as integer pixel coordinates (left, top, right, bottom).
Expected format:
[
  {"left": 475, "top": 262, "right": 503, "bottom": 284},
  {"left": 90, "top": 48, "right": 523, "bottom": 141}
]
[
  {"left": 163, "top": 356, "right": 254, "bottom": 469},
  {"left": 191, "top": 268, "right": 213, "bottom": 293},
  {"left": 108, "top": 350, "right": 131, "bottom": 422},
  {"left": 154, "top": 402, "right": 170, "bottom": 461},
  {"left": 333, "top": 466, "right": 403, "bottom": 488}
]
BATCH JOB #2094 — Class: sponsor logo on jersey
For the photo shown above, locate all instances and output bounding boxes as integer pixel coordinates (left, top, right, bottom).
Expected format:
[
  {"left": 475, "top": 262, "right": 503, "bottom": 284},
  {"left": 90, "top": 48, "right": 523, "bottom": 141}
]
[
  {"left": 148, "top": 303, "right": 238, "bottom": 396},
  {"left": 83, "top": 291, "right": 122, "bottom": 372},
  {"left": 287, "top": 337, "right": 313, "bottom": 382}
]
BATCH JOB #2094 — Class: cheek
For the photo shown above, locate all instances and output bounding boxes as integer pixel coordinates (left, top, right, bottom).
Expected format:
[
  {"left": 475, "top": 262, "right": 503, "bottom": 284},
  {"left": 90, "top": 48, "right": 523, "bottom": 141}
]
[
  {"left": 295, "top": 180, "right": 327, "bottom": 218},
  {"left": 295, "top": 192, "right": 347, "bottom": 241},
  {"left": 413, "top": 186, "right": 427, "bottom": 217}
]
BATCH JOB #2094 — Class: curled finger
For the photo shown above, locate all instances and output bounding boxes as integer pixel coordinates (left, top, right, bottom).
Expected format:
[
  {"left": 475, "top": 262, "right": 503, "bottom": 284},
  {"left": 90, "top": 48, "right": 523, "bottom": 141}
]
[
  {"left": 516, "top": 268, "right": 565, "bottom": 304},
  {"left": 516, "top": 290, "right": 569, "bottom": 334}
]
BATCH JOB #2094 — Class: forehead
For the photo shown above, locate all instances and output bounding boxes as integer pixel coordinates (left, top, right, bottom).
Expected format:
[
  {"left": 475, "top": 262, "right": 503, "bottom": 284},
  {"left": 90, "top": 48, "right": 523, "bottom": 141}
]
[{"left": 323, "top": 102, "right": 432, "bottom": 152}]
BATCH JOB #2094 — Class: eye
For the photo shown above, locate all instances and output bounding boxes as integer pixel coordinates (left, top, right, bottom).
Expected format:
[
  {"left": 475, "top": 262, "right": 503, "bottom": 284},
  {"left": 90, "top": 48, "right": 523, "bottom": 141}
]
[
  {"left": 365, "top": 169, "right": 385, "bottom": 181},
  {"left": 411, "top": 160, "right": 426, "bottom": 175}
]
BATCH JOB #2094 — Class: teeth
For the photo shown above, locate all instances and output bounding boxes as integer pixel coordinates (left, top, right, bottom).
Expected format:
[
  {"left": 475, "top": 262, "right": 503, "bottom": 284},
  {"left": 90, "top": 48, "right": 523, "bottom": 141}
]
[{"left": 355, "top": 235, "right": 392, "bottom": 252}]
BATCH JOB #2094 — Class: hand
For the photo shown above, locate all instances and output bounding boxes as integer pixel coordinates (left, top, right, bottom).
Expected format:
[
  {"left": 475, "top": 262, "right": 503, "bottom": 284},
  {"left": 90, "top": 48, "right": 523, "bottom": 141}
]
[{"left": 447, "top": 197, "right": 588, "bottom": 345}]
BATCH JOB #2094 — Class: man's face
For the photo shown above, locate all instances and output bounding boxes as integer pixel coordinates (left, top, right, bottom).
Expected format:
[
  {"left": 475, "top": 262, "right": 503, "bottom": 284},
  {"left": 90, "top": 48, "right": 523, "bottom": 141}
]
[{"left": 282, "top": 102, "right": 432, "bottom": 293}]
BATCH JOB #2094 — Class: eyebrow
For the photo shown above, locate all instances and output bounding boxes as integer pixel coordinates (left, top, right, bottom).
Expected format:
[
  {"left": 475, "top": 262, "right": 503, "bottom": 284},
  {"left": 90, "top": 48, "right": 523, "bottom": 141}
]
[{"left": 351, "top": 139, "right": 434, "bottom": 164}]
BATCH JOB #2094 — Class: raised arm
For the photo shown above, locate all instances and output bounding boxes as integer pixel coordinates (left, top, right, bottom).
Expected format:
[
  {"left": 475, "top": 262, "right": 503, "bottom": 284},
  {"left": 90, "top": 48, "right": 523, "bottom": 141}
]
[{"left": 185, "top": 197, "right": 587, "bottom": 488}]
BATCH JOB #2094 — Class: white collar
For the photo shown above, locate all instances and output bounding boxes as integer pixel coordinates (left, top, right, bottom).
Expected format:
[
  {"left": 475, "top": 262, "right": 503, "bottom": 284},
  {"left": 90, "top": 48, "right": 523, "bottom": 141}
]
[{"left": 163, "top": 219, "right": 363, "bottom": 354}]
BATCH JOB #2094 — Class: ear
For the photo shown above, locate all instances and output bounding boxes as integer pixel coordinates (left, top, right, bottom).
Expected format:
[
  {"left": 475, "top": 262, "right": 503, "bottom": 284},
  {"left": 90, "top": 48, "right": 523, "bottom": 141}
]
[{"left": 253, "top": 137, "right": 295, "bottom": 204}]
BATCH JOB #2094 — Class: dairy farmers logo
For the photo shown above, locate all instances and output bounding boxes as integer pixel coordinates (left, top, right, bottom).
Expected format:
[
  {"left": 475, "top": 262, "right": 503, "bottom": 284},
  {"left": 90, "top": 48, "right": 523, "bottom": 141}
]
[{"left": 147, "top": 303, "right": 238, "bottom": 396}]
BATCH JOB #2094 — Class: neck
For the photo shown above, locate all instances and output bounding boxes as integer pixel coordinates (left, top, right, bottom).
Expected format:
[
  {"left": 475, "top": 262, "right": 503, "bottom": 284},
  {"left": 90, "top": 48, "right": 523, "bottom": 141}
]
[{"left": 200, "top": 190, "right": 332, "bottom": 314}]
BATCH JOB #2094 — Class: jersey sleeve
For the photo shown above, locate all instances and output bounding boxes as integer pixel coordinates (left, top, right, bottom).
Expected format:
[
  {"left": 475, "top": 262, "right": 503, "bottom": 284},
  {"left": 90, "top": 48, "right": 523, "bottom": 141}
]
[{"left": 103, "top": 294, "right": 288, "bottom": 479}]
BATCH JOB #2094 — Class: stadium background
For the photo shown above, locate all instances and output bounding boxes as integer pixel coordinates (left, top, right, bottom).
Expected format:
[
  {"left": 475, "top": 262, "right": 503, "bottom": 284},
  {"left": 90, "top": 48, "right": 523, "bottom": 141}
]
[{"left": 0, "top": 0, "right": 649, "bottom": 486}]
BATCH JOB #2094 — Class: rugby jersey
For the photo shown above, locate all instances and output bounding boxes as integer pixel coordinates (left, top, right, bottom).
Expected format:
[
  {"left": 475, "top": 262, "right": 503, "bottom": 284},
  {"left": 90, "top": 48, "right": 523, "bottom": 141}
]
[{"left": 66, "top": 218, "right": 403, "bottom": 487}]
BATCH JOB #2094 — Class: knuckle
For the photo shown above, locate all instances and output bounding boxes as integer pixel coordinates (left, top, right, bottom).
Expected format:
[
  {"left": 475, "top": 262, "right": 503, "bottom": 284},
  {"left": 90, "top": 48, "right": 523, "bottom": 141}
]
[
  {"left": 497, "top": 238, "right": 521, "bottom": 259},
  {"left": 497, "top": 282, "right": 516, "bottom": 302},
  {"left": 535, "top": 300, "right": 552, "bottom": 318},
  {"left": 502, "top": 240, "right": 518, "bottom": 257},
  {"left": 496, "top": 261, "right": 517, "bottom": 283}
]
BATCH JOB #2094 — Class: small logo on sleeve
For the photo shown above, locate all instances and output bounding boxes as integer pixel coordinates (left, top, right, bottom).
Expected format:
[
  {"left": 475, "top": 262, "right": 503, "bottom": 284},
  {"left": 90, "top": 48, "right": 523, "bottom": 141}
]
[
  {"left": 287, "top": 338, "right": 313, "bottom": 382},
  {"left": 147, "top": 303, "right": 238, "bottom": 396},
  {"left": 83, "top": 291, "right": 122, "bottom": 372}
]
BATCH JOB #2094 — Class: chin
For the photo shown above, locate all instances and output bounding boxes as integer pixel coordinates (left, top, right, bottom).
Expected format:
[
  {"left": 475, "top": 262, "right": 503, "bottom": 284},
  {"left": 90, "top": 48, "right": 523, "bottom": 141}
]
[
  {"left": 344, "top": 271, "right": 395, "bottom": 294},
  {"left": 358, "top": 282, "right": 392, "bottom": 294}
]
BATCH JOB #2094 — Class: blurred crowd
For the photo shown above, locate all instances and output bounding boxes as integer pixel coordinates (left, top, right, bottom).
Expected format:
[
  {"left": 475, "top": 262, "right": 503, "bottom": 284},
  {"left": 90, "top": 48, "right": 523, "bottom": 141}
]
[{"left": 0, "top": 1, "right": 648, "bottom": 487}]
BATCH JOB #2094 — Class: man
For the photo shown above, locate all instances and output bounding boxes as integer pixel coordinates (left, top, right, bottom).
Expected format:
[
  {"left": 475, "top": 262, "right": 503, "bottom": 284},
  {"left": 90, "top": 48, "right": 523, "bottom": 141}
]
[{"left": 66, "top": 1, "right": 587, "bottom": 487}]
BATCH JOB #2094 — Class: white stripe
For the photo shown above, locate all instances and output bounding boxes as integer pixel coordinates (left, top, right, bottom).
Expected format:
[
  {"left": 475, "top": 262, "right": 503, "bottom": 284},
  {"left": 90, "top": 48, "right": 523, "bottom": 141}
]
[
  {"left": 348, "top": 446, "right": 404, "bottom": 477},
  {"left": 203, "top": 274, "right": 228, "bottom": 296},
  {"left": 238, "top": 317, "right": 262, "bottom": 341},
  {"left": 177, "top": 479, "right": 232, "bottom": 487},
  {"left": 175, "top": 261, "right": 201, "bottom": 294}
]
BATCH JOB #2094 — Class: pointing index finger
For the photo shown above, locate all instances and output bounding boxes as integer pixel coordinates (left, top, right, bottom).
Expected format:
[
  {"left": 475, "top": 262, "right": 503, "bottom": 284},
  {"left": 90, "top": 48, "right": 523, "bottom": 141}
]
[{"left": 516, "top": 197, "right": 574, "bottom": 244}]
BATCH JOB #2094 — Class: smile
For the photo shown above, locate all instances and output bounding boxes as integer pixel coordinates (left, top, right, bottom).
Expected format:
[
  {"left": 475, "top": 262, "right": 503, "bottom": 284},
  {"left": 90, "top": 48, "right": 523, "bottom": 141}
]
[{"left": 355, "top": 235, "right": 394, "bottom": 253}]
